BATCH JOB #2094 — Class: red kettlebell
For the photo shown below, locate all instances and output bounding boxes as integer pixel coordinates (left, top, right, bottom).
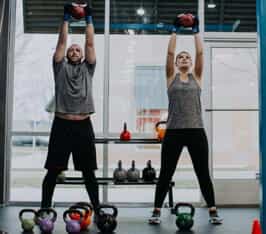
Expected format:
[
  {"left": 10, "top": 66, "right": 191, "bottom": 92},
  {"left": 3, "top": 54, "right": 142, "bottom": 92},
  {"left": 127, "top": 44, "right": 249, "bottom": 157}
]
[
  {"left": 179, "top": 13, "right": 194, "bottom": 27},
  {"left": 120, "top": 122, "right": 131, "bottom": 141},
  {"left": 71, "top": 3, "right": 86, "bottom": 20}
]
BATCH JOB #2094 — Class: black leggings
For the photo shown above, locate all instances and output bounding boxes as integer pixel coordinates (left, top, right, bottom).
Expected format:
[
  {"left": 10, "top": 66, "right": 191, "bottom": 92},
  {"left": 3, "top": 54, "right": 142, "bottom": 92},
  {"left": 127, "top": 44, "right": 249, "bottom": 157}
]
[
  {"left": 41, "top": 169, "right": 99, "bottom": 209},
  {"left": 154, "top": 128, "right": 215, "bottom": 208}
]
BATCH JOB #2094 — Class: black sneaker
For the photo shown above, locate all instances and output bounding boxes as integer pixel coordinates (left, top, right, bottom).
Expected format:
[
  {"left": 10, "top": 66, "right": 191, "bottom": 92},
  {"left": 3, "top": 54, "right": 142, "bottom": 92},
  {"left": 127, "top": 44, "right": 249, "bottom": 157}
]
[
  {"left": 148, "top": 210, "right": 161, "bottom": 225},
  {"left": 209, "top": 210, "right": 223, "bottom": 225}
]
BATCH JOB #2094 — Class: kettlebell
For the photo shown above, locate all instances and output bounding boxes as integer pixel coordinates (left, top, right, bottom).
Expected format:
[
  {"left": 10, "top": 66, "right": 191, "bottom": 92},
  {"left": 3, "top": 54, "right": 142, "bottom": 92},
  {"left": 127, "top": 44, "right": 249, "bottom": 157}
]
[
  {"left": 63, "top": 209, "right": 83, "bottom": 233},
  {"left": 95, "top": 204, "right": 118, "bottom": 233},
  {"left": 113, "top": 160, "right": 127, "bottom": 182},
  {"left": 179, "top": 13, "right": 195, "bottom": 27},
  {"left": 142, "top": 160, "right": 156, "bottom": 182},
  {"left": 36, "top": 208, "right": 57, "bottom": 233},
  {"left": 127, "top": 160, "right": 140, "bottom": 182},
  {"left": 174, "top": 202, "right": 195, "bottom": 231},
  {"left": 69, "top": 203, "right": 93, "bottom": 230},
  {"left": 155, "top": 121, "right": 166, "bottom": 141},
  {"left": 120, "top": 122, "right": 131, "bottom": 141},
  {"left": 70, "top": 2, "right": 86, "bottom": 20},
  {"left": 19, "top": 209, "right": 37, "bottom": 232}
]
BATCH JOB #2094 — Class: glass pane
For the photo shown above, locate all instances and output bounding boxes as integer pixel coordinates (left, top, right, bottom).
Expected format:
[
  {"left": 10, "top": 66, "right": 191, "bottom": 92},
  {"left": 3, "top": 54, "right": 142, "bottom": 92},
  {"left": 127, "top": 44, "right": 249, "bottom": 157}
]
[
  {"left": 110, "top": 0, "right": 198, "bottom": 34},
  {"left": 108, "top": 144, "right": 200, "bottom": 203},
  {"left": 205, "top": 0, "right": 256, "bottom": 32},
  {"left": 211, "top": 46, "right": 259, "bottom": 179},
  {"left": 212, "top": 112, "right": 259, "bottom": 179},
  {"left": 109, "top": 36, "right": 195, "bottom": 133},
  {"left": 212, "top": 47, "right": 258, "bottom": 109},
  {"left": 23, "top": 0, "right": 105, "bottom": 34},
  {"left": 10, "top": 140, "right": 103, "bottom": 202},
  {"left": 11, "top": 1, "right": 104, "bottom": 202},
  {"left": 14, "top": 1, "right": 104, "bottom": 132}
]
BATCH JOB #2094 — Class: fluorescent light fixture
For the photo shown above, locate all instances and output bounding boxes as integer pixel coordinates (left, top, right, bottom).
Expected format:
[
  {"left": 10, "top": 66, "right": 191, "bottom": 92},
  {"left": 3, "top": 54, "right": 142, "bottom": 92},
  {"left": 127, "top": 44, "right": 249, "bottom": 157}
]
[
  {"left": 207, "top": 0, "right": 216, "bottom": 8},
  {"left": 136, "top": 7, "right": 145, "bottom": 16}
]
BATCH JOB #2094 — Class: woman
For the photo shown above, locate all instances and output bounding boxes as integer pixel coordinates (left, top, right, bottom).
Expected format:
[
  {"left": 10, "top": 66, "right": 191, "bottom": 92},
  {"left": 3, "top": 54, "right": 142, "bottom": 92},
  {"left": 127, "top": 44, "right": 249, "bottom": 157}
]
[{"left": 149, "top": 14, "right": 223, "bottom": 225}]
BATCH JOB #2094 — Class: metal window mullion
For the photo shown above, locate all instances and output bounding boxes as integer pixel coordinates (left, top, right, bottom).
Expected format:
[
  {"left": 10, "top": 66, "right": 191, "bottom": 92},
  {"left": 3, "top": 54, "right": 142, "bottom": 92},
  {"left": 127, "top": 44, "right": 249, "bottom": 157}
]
[
  {"left": 102, "top": 0, "right": 110, "bottom": 203},
  {"left": 198, "top": 0, "right": 207, "bottom": 206},
  {"left": 0, "top": 0, "right": 16, "bottom": 206}
]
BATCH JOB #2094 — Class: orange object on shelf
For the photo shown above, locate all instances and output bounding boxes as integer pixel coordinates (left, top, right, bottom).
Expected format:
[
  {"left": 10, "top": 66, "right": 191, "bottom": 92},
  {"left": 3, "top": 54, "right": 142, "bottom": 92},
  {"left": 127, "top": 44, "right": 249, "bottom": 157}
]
[{"left": 155, "top": 121, "right": 167, "bottom": 141}]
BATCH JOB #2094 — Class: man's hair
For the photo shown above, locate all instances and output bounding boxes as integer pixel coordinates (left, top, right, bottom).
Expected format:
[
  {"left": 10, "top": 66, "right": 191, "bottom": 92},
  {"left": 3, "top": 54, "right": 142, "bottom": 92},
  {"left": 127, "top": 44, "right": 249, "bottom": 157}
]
[{"left": 66, "top": 44, "right": 83, "bottom": 63}]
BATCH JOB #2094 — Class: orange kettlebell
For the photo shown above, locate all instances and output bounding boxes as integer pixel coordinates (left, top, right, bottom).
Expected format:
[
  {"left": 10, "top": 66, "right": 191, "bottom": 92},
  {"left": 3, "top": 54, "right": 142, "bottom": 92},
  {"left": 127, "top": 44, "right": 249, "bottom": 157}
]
[
  {"left": 69, "top": 205, "right": 91, "bottom": 230},
  {"left": 71, "top": 202, "right": 93, "bottom": 230},
  {"left": 155, "top": 121, "right": 167, "bottom": 141},
  {"left": 74, "top": 202, "right": 93, "bottom": 228}
]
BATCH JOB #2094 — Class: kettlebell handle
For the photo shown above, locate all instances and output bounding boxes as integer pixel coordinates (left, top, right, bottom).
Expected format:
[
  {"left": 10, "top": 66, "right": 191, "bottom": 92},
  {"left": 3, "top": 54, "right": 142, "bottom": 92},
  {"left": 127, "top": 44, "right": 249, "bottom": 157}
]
[
  {"left": 37, "top": 208, "right": 57, "bottom": 222},
  {"left": 74, "top": 202, "right": 93, "bottom": 215},
  {"left": 63, "top": 209, "right": 83, "bottom": 223},
  {"left": 174, "top": 202, "right": 195, "bottom": 217},
  {"left": 69, "top": 205, "right": 88, "bottom": 217},
  {"left": 19, "top": 209, "right": 37, "bottom": 221},
  {"left": 155, "top": 121, "right": 167, "bottom": 130},
  {"left": 96, "top": 204, "right": 118, "bottom": 218}
]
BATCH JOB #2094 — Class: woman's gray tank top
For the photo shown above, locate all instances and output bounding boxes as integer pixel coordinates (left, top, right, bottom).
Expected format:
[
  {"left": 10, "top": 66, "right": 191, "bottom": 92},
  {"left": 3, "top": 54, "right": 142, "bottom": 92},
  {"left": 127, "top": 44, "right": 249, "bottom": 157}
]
[{"left": 166, "top": 73, "right": 204, "bottom": 129}]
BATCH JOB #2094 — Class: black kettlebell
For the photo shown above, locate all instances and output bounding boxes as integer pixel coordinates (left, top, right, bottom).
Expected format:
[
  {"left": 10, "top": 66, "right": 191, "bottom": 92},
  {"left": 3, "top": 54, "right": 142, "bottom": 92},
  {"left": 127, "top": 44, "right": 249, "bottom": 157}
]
[
  {"left": 142, "top": 160, "right": 156, "bottom": 182},
  {"left": 36, "top": 208, "right": 57, "bottom": 233},
  {"left": 174, "top": 202, "right": 195, "bottom": 231},
  {"left": 113, "top": 160, "right": 127, "bottom": 183},
  {"left": 127, "top": 160, "right": 140, "bottom": 182},
  {"left": 96, "top": 204, "right": 118, "bottom": 233},
  {"left": 19, "top": 209, "right": 37, "bottom": 232}
]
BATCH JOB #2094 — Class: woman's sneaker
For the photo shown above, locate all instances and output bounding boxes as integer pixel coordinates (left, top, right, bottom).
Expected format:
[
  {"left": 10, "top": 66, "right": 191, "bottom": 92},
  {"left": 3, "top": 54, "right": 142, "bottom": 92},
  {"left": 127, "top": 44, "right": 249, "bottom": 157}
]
[
  {"left": 148, "top": 210, "right": 161, "bottom": 225},
  {"left": 209, "top": 210, "right": 223, "bottom": 225}
]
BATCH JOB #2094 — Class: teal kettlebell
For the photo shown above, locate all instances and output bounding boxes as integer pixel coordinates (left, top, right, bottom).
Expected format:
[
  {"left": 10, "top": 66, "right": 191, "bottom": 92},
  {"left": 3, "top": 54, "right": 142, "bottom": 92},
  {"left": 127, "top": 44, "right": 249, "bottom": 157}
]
[{"left": 174, "top": 202, "right": 195, "bottom": 231}]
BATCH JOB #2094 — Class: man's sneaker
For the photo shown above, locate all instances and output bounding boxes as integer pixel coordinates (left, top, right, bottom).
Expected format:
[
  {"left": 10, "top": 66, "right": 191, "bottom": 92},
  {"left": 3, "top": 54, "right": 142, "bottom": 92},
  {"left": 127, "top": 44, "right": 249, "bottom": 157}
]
[
  {"left": 148, "top": 210, "right": 161, "bottom": 225},
  {"left": 209, "top": 210, "right": 223, "bottom": 225}
]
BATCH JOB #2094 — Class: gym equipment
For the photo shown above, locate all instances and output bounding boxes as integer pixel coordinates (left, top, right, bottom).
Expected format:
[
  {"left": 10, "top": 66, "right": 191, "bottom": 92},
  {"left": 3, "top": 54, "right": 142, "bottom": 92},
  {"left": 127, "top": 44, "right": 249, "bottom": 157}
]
[
  {"left": 70, "top": 3, "right": 87, "bottom": 20},
  {"left": 95, "top": 204, "right": 118, "bottom": 233},
  {"left": 75, "top": 202, "right": 93, "bottom": 228},
  {"left": 63, "top": 209, "right": 83, "bottom": 233},
  {"left": 173, "top": 13, "right": 198, "bottom": 34},
  {"left": 36, "top": 208, "right": 57, "bottom": 233},
  {"left": 127, "top": 160, "right": 140, "bottom": 181},
  {"left": 56, "top": 171, "right": 66, "bottom": 183},
  {"left": 179, "top": 13, "right": 195, "bottom": 27},
  {"left": 142, "top": 160, "right": 156, "bottom": 182},
  {"left": 174, "top": 202, "right": 195, "bottom": 231},
  {"left": 155, "top": 121, "right": 166, "bottom": 141},
  {"left": 19, "top": 209, "right": 37, "bottom": 232},
  {"left": 113, "top": 160, "right": 127, "bottom": 182},
  {"left": 69, "top": 203, "right": 93, "bottom": 230},
  {"left": 120, "top": 122, "right": 131, "bottom": 141}
]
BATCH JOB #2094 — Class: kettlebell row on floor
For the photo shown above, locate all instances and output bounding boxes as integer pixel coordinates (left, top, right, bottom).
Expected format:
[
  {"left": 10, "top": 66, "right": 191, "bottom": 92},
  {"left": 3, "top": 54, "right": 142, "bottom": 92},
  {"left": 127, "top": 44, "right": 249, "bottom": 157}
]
[{"left": 19, "top": 202, "right": 195, "bottom": 233}]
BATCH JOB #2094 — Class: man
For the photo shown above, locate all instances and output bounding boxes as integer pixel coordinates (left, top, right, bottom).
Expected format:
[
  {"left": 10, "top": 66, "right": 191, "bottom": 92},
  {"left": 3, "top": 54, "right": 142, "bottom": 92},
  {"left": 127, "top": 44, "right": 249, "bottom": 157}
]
[{"left": 41, "top": 2, "right": 99, "bottom": 210}]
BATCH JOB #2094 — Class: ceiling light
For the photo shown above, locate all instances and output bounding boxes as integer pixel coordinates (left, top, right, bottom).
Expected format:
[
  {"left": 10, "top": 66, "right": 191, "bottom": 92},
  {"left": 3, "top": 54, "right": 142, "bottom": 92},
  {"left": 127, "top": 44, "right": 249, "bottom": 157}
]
[
  {"left": 136, "top": 7, "right": 145, "bottom": 16},
  {"left": 207, "top": 0, "right": 216, "bottom": 8}
]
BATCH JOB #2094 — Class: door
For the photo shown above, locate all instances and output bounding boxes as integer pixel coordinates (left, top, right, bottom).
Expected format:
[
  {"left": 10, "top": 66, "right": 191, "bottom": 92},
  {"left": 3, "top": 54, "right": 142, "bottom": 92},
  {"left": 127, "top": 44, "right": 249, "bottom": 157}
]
[{"left": 204, "top": 42, "right": 259, "bottom": 205}]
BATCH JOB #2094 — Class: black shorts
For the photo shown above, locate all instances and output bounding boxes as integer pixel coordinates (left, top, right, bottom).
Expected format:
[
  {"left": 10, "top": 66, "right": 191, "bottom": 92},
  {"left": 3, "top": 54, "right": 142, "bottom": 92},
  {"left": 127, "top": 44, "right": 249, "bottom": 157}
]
[{"left": 44, "top": 116, "right": 97, "bottom": 171}]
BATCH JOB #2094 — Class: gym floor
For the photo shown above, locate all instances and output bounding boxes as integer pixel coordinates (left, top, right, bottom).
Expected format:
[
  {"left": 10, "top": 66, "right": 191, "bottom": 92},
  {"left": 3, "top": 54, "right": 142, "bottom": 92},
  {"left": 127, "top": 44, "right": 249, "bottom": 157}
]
[{"left": 0, "top": 206, "right": 259, "bottom": 234}]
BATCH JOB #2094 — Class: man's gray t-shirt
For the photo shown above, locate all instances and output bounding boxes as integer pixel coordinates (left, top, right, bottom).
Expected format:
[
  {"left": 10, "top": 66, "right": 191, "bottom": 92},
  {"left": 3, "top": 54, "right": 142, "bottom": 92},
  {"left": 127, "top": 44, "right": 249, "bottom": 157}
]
[{"left": 53, "top": 58, "right": 96, "bottom": 114}]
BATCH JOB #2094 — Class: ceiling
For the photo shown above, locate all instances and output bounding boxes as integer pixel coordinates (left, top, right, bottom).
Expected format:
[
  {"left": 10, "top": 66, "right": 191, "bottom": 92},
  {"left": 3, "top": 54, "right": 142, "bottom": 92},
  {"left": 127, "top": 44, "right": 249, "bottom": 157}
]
[{"left": 23, "top": 0, "right": 256, "bottom": 34}]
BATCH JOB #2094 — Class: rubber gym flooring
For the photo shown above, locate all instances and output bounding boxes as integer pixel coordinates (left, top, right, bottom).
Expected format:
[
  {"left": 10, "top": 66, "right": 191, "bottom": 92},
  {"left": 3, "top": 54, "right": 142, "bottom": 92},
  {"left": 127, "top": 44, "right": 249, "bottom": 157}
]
[{"left": 0, "top": 206, "right": 259, "bottom": 234}]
